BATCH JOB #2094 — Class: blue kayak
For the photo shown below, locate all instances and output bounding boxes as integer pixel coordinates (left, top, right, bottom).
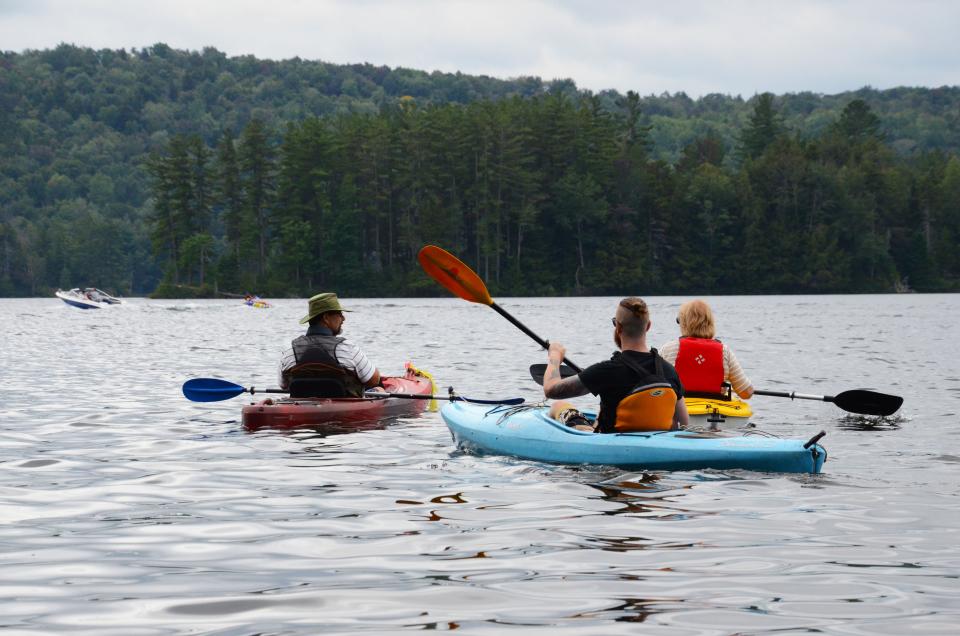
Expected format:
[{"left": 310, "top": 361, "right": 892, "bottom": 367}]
[{"left": 440, "top": 402, "right": 827, "bottom": 474}]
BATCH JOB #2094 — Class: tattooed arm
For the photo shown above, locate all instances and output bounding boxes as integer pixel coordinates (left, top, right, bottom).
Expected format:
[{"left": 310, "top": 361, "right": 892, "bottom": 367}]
[{"left": 543, "top": 342, "right": 589, "bottom": 400}]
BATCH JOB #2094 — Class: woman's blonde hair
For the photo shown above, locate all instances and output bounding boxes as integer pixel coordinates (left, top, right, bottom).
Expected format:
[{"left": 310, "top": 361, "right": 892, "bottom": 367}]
[{"left": 678, "top": 299, "right": 715, "bottom": 338}]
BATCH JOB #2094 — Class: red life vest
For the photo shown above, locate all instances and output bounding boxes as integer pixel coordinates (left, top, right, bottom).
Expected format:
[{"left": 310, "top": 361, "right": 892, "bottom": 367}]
[{"left": 674, "top": 337, "right": 724, "bottom": 396}]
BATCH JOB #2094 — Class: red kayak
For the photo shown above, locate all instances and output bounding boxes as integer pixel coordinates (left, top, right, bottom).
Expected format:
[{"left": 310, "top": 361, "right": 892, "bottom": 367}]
[{"left": 242, "top": 365, "right": 435, "bottom": 431}]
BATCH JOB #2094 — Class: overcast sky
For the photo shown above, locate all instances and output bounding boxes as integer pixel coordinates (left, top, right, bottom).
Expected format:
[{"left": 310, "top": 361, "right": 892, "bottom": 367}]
[{"left": 2, "top": 0, "right": 958, "bottom": 97}]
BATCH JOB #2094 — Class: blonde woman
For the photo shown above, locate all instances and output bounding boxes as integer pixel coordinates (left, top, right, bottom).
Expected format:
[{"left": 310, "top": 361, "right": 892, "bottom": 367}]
[{"left": 659, "top": 300, "right": 754, "bottom": 400}]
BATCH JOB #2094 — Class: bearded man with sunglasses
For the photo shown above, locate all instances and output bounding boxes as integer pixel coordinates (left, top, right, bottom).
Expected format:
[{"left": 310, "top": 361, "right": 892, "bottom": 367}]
[
  {"left": 542, "top": 297, "right": 688, "bottom": 433},
  {"left": 278, "top": 292, "right": 382, "bottom": 397}
]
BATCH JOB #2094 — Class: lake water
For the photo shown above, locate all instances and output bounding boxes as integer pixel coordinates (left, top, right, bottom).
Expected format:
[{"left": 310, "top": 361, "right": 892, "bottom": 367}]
[{"left": 1, "top": 294, "right": 958, "bottom": 634}]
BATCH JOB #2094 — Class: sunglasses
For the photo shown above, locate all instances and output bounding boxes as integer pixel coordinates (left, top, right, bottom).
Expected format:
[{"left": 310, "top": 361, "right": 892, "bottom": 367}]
[{"left": 611, "top": 317, "right": 618, "bottom": 327}]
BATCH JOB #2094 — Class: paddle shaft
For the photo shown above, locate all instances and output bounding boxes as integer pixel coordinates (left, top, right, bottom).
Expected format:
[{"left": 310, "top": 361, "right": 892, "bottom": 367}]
[
  {"left": 252, "top": 389, "right": 503, "bottom": 402},
  {"left": 490, "top": 302, "right": 583, "bottom": 373},
  {"left": 366, "top": 391, "right": 423, "bottom": 399},
  {"left": 365, "top": 391, "right": 507, "bottom": 403},
  {"left": 247, "top": 387, "right": 288, "bottom": 395},
  {"left": 239, "top": 385, "right": 434, "bottom": 398},
  {"left": 754, "top": 389, "right": 835, "bottom": 403}
]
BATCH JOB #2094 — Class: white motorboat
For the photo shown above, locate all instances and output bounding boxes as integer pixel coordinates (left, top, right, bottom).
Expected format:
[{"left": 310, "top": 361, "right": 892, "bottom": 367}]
[{"left": 55, "top": 288, "right": 122, "bottom": 309}]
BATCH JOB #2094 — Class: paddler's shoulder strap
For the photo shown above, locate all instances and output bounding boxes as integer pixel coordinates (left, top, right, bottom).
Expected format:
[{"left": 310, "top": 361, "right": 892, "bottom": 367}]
[
  {"left": 651, "top": 347, "right": 665, "bottom": 378},
  {"left": 620, "top": 349, "right": 666, "bottom": 381}
]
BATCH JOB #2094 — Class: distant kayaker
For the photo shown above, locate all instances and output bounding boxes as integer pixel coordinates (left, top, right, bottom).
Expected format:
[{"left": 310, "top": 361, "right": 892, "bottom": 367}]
[
  {"left": 658, "top": 299, "right": 754, "bottom": 400},
  {"left": 543, "top": 297, "right": 688, "bottom": 433},
  {"left": 278, "top": 292, "right": 383, "bottom": 397}
]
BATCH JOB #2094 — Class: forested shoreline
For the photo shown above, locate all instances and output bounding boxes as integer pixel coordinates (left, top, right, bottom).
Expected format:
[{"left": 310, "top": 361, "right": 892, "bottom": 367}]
[{"left": 2, "top": 44, "right": 959, "bottom": 297}]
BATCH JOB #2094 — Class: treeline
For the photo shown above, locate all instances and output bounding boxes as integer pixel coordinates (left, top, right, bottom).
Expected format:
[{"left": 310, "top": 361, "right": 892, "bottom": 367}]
[
  {"left": 1, "top": 44, "right": 556, "bottom": 296},
  {"left": 147, "top": 94, "right": 960, "bottom": 296},
  {"left": 1, "top": 43, "right": 960, "bottom": 295}
]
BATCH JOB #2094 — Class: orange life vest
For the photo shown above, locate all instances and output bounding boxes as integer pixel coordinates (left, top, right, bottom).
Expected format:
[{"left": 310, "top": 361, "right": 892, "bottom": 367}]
[
  {"left": 613, "top": 349, "right": 678, "bottom": 432},
  {"left": 674, "top": 337, "right": 724, "bottom": 397}
]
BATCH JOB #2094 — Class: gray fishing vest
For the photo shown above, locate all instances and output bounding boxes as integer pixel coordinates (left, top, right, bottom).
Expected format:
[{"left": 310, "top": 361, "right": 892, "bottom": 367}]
[{"left": 289, "top": 334, "right": 365, "bottom": 397}]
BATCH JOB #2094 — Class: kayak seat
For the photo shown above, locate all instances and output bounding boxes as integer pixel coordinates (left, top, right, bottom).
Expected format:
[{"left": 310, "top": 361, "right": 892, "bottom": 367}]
[
  {"left": 614, "top": 382, "right": 678, "bottom": 432},
  {"left": 288, "top": 377, "right": 349, "bottom": 399}
]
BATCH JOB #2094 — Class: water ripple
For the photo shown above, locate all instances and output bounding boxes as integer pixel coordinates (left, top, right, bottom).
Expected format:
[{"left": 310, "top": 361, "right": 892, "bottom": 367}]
[{"left": 1, "top": 296, "right": 957, "bottom": 634}]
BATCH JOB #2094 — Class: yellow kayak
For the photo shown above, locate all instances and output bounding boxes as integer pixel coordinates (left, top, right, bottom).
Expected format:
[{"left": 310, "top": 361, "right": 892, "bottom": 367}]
[{"left": 685, "top": 396, "right": 752, "bottom": 426}]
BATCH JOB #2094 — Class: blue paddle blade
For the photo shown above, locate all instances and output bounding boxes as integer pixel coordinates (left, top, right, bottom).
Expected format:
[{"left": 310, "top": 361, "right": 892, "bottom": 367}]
[{"left": 182, "top": 378, "right": 247, "bottom": 402}]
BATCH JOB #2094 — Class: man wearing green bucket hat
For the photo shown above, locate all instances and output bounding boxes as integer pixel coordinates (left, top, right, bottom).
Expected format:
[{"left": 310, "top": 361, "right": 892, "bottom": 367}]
[{"left": 278, "top": 292, "right": 382, "bottom": 397}]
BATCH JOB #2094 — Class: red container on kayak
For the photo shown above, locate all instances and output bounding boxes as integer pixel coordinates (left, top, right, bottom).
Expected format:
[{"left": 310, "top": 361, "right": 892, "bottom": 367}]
[{"left": 242, "top": 365, "right": 434, "bottom": 431}]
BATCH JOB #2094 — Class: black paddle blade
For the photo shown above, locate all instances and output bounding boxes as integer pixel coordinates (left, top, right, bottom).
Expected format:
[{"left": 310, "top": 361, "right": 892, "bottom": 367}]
[
  {"left": 458, "top": 396, "right": 525, "bottom": 406},
  {"left": 529, "top": 363, "right": 579, "bottom": 386},
  {"left": 831, "top": 389, "right": 903, "bottom": 416}
]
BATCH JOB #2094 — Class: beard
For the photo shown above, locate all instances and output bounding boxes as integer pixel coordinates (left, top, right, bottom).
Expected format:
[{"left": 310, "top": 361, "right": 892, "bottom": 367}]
[{"left": 614, "top": 330, "right": 621, "bottom": 349}]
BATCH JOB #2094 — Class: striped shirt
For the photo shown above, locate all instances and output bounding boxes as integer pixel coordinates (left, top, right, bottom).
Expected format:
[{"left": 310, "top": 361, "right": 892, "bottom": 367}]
[
  {"left": 658, "top": 338, "right": 753, "bottom": 398},
  {"left": 279, "top": 335, "right": 376, "bottom": 389}
]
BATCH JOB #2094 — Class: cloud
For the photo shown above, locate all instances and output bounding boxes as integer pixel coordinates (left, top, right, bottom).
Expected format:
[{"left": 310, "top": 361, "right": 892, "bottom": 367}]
[{"left": 1, "top": 0, "right": 958, "bottom": 97}]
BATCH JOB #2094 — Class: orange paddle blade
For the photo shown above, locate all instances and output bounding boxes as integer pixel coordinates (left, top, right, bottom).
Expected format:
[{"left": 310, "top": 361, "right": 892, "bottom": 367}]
[{"left": 418, "top": 245, "right": 493, "bottom": 305}]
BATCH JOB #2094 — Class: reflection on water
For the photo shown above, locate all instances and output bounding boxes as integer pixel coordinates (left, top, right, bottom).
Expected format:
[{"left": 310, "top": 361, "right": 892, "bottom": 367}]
[
  {"left": 836, "top": 413, "right": 905, "bottom": 431},
  {"left": 1, "top": 295, "right": 957, "bottom": 634}
]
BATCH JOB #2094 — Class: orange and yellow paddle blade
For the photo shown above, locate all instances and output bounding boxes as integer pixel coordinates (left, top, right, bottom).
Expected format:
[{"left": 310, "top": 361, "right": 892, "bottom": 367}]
[{"left": 417, "top": 245, "right": 493, "bottom": 306}]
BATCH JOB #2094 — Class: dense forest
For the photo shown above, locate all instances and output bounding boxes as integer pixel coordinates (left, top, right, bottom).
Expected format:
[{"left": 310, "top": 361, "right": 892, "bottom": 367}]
[{"left": 2, "top": 43, "right": 959, "bottom": 296}]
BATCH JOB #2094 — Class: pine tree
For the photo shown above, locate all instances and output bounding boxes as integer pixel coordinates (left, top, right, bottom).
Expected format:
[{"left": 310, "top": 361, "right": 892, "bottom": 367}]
[
  {"left": 238, "top": 118, "right": 277, "bottom": 280},
  {"left": 737, "top": 93, "right": 786, "bottom": 162},
  {"left": 214, "top": 130, "right": 243, "bottom": 260},
  {"left": 834, "top": 99, "right": 884, "bottom": 143}
]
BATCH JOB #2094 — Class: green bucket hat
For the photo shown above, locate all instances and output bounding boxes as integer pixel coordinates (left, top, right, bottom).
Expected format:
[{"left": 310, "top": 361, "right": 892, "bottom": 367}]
[{"left": 300, "top": 292, "right": 351, "bottom": 324}]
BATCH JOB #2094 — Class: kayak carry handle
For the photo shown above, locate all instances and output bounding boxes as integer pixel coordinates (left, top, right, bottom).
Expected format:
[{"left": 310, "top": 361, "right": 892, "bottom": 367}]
[{"left": 803, "top": 430, "right": 827, "bottom": 449}]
